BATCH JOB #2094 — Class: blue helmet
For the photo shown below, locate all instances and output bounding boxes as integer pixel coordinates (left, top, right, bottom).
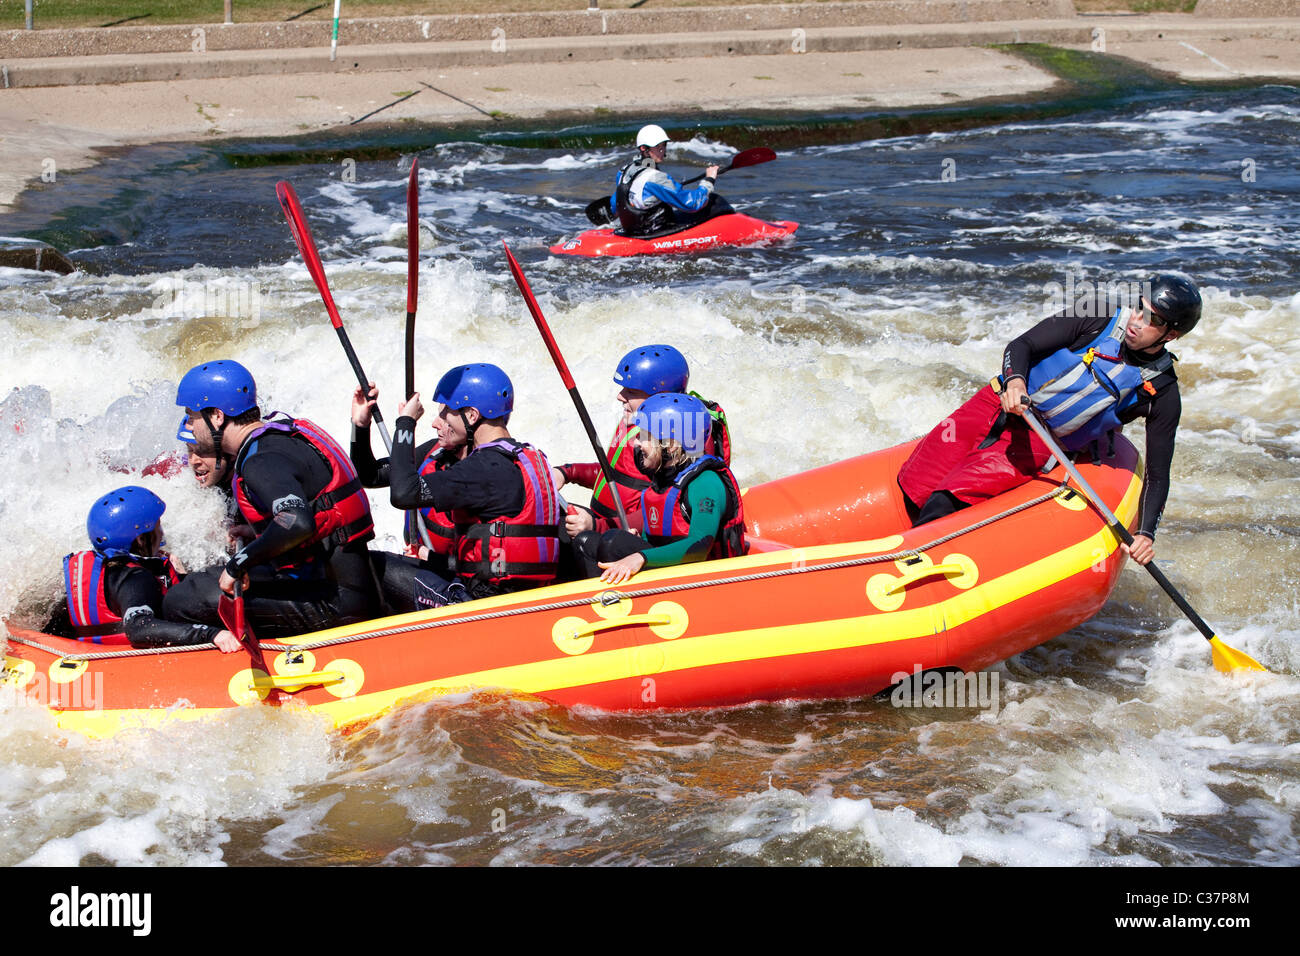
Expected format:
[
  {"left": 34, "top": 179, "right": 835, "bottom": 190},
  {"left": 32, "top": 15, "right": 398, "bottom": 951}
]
[
  {"left": 433, "top": 364, "right": 514, "bottom": 421},
  {"left": 87, "top": 486, "right": 166, "bottom": 559},
  {"left": 612, "top": 344, "right": 689, "bottom": 395},
  {"left": 634, "top": 392, "right": 711, "bottom": 457},
  {"left": 176, "top": 360, "right": 257, "bottom": 416}
]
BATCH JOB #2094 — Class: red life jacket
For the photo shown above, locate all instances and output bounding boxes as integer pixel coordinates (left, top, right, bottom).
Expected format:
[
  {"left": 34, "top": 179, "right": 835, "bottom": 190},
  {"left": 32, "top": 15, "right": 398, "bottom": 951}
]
[
  {"left": 451, "top": 439, "right": 562, "bottom": 586},
  {"left": 232, "top": 418, "right": 375, "bottom": 566},
  {"left": 62, "top": 550, "right": 180, "bottom": 644},
  {"left": 639, "top": 455, "right": 748, "bottom": 560},
  {"left": 404, "top": 445, "right": 458, "bottom": 557},
  {"left": 590, "top": 418, "right": 652, "bottom": 524}
]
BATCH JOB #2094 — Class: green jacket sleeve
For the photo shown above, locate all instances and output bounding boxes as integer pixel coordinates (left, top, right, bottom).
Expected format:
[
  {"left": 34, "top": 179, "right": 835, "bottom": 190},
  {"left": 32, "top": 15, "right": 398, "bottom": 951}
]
[{"left": 640, "top": 470, "right": 727, "bottom": 568}]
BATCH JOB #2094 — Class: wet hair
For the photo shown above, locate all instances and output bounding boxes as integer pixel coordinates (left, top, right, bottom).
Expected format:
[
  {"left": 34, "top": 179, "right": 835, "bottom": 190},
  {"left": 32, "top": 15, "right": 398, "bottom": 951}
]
[{"left": 228, "top": 406, "right": 262, "bottom": 427}]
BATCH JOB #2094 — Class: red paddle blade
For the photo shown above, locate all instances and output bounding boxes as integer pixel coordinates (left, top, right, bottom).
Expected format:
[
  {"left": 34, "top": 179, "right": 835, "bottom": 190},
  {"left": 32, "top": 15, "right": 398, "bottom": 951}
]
[
  {"left": 502, "top": 242, "right": 576, "bottom": 390},
  {"left": 276, "top": 179, "right": 344, "bottom": 329},
  {"left": 406, "top": 158, "right": 420, "bottom": 314},
  {"left": 216, "top": 589, "right": 255, "bottom": 646},
  {"left": 730, "top": 147, "right": 777, "bottom": 170}
]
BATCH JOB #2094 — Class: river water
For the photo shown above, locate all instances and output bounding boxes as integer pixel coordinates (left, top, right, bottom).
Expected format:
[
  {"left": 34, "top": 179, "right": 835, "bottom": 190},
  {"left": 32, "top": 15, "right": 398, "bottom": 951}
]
[{"left": 1, "top": 82, "right": 1297, "bottom": 870}]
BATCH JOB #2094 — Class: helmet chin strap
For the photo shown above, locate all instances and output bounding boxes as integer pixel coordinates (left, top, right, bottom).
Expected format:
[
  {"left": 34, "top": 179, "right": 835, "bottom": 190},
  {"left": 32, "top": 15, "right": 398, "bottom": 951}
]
[
  {"left": 201, "top": 409, "right": 229, "bottom": 476},
  {"left": 458, "top": 409, "right": 482, "bottom": 450}
]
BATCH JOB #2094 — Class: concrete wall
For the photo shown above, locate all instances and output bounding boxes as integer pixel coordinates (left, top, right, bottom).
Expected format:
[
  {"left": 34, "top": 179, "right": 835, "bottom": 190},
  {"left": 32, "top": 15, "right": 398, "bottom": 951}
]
[
  {"left": 0, "top": 1, "right": 1078, "bottom": 58},
  {"left": 1195, "top": 0, "right": 1300, "bottom": 15}
]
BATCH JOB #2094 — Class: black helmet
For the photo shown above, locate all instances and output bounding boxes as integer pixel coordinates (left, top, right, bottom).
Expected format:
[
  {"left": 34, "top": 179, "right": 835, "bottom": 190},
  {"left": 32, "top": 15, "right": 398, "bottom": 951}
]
[{"left": 1146, "top": 274, "right": 1201, "bottom": 334}]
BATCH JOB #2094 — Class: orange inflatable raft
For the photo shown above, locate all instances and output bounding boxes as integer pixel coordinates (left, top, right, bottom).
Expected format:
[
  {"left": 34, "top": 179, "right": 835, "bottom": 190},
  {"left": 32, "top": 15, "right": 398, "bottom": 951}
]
[{"left": 2, "top": 436, "right": 1142, "bottom": 738}]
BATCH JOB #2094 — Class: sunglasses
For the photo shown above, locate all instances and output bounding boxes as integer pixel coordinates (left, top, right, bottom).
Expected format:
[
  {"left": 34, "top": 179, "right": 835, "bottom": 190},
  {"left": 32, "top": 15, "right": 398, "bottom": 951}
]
[{"left": 1137, "top": 299, "right": 1169, "bottom": 329}]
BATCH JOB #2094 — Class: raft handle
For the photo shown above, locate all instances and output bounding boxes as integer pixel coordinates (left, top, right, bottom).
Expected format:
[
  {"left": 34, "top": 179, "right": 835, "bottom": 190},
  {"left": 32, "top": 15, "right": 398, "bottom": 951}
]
[
  {"left": 563, "top": 613, "right": 672, "bottom": 641},
  {"left": 881, "top": 562, "right": 972, "bottom": 596}
]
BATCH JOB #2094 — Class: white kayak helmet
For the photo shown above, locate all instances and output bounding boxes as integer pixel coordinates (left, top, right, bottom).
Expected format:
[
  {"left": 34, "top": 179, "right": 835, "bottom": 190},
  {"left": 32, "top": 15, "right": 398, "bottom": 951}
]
[{"left": 636, "top": 124, "right": 670, "bottom": 149}]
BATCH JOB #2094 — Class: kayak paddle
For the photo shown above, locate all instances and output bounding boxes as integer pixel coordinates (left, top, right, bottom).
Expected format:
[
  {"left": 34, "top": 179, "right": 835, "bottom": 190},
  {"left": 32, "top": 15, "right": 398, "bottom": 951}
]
[
  {"left": 583, "top": 147, "right": 778, "bottom": 226},
  {"left": 502, "top": 241, "right": 631, "bottom": 531},
  {"left": 1011, "top": 391, "right": 1266, "bottom": 673}
]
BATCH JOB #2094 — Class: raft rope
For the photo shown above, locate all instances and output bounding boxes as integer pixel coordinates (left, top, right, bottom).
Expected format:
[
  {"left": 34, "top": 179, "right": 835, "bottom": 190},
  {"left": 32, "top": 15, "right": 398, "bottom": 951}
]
[{"left": 13, "top": 483, "right": 1073, "bottom": 663}]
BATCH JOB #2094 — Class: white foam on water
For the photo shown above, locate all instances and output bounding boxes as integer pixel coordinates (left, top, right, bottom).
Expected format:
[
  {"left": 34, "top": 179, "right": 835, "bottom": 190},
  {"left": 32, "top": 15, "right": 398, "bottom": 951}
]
[{"left": 1, "top": 705, "right": 339, "bottom": 866}]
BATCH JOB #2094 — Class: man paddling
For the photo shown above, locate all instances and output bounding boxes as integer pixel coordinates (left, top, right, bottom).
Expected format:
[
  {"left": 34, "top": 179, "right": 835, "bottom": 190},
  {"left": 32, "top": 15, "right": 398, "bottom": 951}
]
[
  {"left": 897, "top": 274, "right": 1202, "bottom": 566},
  {"left": 163, "top": 359, "right": 380, "bottom": 637},
  {"left": 611, "top": 125, "right": 721, "bottom": 236}
]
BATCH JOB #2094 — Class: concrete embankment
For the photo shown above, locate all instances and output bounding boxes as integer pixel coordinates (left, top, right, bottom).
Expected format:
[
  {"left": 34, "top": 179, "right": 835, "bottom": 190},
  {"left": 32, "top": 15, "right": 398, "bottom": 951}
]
[{"left": 1, "top": 0, "right": 1298, "bottom": 213}]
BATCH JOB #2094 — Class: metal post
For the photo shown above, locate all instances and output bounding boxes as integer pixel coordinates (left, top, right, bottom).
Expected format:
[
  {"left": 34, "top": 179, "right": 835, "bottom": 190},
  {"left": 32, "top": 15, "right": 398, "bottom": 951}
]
[
  {"left": 26, "top": 0, "right": 34, "bottom": 30},
  {"left": 588, "top": 0, "right": 598, "bottom": 9},
  {"left": 224, "top": 0, "right": 233, "bottom": 24},
  {"left": 330, "top": 0, "right": 341, "bottom": 62}
]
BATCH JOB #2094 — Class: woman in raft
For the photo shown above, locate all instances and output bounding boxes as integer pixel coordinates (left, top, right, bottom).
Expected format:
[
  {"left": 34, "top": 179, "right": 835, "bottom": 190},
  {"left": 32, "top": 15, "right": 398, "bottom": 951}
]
[
  {"left": 552, "top": 343, "right": 732, "bottom": 535},
  {"left": 566, "top": 392, "right": 747, "bottom": 584}
]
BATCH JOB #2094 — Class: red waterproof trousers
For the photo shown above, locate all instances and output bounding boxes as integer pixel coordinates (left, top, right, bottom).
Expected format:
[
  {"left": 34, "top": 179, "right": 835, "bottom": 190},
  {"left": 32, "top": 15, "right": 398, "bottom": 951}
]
[{"left": 897, "top": 385, "right": 1053, "bottom": 509}]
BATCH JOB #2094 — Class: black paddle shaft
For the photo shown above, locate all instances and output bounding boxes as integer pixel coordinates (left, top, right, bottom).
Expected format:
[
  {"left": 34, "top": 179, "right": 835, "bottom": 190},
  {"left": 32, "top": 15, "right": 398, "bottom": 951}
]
[{"left": 336, "top": 326, "right": 393, "bottom": 453}]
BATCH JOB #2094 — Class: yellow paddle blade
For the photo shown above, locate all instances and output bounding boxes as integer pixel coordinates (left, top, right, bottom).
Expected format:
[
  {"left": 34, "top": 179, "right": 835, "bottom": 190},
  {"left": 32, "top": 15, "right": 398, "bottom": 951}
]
[{"left": 1210, "top": 636, "right": 1267, "bottom": 673}]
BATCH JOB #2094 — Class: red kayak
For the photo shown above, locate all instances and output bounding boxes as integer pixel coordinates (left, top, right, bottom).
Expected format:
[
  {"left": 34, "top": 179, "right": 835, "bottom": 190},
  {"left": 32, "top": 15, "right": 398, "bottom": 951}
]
[{"left": 551, "top": 213, "right": 798, "bottom": 258}]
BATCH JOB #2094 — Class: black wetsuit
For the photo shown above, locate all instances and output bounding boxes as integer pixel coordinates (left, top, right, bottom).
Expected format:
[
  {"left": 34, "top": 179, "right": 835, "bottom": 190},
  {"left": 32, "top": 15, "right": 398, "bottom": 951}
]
[
  {"left": 163, "top": 427, "right": 380, "bottom": 638},
  {"left": 350, "top": 422, "right": 469, "bottom": 613},
  {"left": 1002, "top": 308, "right": 1180, "bottom": 538}
]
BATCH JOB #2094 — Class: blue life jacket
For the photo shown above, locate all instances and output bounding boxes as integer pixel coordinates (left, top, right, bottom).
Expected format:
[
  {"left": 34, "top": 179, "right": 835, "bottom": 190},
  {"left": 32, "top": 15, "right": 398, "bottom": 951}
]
[{"left": 1026, "top": 307, "right": 1175, "bottom": 451}]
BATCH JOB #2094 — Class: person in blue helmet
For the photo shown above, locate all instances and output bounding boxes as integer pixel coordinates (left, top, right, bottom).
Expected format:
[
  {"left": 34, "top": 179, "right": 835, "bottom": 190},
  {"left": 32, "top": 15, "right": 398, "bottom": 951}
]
[
  {"left": 572, "top": 392, "right": 747, "bottom": 584},
  {"left": 610, "top": 125, "right": 723, "bottom": 237},
  {"left": 387, "top": 363, "right": 564, "bottom": 602},
  {"left": 556, "top": 344, "right": 732, "bottom": 538},
  {"left": 162, "top": 359, "right": 381, "bottom": 638},
  {"left": 52, "top": 486, "right": 241, "bottom": 652}
]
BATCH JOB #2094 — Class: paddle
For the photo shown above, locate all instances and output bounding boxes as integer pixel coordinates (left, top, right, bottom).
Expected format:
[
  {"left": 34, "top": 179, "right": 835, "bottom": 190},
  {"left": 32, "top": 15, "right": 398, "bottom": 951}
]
[
  {"left": 583, "top": 147, "right": 778, "bottom": 226},
  {"left": 405, "top": 158, "right": 419, "bottom": 400},
  {"left": 501, "top": 242, "right": 631, "bottom": 531},
  {"left": 276, "top": 179, "right": 393, "bottom": 455},
  {"left": 218, "top": 582, "right": 266, "bottom": 667},
  {"left": 402, "top": 161, "right": 436, "bottom": 552},
  {"left": 1012, "top": 393, "right": 1266, "bottom": 673}
]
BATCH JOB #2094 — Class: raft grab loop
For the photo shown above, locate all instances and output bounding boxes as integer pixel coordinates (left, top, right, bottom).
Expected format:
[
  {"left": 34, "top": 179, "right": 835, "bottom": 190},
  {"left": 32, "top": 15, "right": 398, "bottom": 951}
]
[
  {"left": 866, "top": 553, "right": 979, "bottom": 612},
  {"left": 552, "top": 601, "right": 688, "bottom": 656}
]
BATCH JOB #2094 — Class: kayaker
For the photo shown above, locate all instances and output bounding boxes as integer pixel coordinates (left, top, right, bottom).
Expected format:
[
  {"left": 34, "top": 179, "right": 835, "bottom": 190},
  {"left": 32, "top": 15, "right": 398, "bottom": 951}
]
[
  {"left": 568, "top": 392, "right": 747, "bottom": 584},
  {"left": 53, "top": 485, "right": 241, "bottom": 653},
  {"left": 388, "top": 363, "right": 564, "bottom": 602},
  {"left": 554, "top": 344, "right": 732, "bottom": 536},
  {"left": 610, "top": 125, "right": 722, "bottom": 237},
  {"left": 349, "top": 381, "right": 471, "bottom": 612},
  {"left": 163, "top": 359, "right": 381, "bottom": 638},
  {"left": 897, "top": 273, "right": 1202, "bottom": 565}
]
